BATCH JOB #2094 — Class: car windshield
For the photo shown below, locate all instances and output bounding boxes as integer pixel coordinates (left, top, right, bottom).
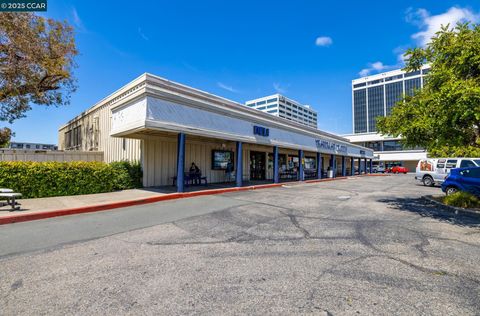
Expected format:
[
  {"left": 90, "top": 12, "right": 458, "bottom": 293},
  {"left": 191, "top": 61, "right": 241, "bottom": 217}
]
[{"left": 474, "top": 160, "right": 480, "bottom": 166}]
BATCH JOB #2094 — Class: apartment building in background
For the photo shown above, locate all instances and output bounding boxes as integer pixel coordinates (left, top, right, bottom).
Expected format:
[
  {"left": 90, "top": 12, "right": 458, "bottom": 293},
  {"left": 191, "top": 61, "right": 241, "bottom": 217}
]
[
  {"left": 344, "top": 65, "right": 430, "bottom": 171},
  {"left": 245, "top": 94, "right": 318, "bottom": 129},
  {"left": 5, "top": 142, "right": 58, "bottom": 151}
]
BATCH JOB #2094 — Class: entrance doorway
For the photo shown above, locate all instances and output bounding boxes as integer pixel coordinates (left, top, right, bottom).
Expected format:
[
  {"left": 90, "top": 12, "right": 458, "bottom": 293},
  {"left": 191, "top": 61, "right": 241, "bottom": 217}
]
[{"left": 250, "top": 151, "right": 266, "bottom": 180}]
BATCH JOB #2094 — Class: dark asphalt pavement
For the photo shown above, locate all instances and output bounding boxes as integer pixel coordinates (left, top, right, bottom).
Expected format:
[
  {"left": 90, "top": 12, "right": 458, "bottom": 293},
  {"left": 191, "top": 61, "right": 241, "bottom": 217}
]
[{"left": 1, "top": 175, "right": 479, "bottom": 315}]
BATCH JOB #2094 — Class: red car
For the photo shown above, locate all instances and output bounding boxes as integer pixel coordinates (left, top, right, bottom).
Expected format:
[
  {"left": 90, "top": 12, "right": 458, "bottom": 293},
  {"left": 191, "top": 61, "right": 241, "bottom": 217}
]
[{"left": 389, "top": 166, "right": 409, "bottom": 174}]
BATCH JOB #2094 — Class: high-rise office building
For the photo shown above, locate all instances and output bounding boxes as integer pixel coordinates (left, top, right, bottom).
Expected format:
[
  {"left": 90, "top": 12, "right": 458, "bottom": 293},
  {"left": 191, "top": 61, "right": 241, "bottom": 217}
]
[
  {"left": 344, "top": 66, "right": 430, "bottom": 171},
  {"left": 352, "top": 65, "right": 430, "bottom": 133},
  {"left": 245, "top": 94, "right": 318, "bottom": 129}
]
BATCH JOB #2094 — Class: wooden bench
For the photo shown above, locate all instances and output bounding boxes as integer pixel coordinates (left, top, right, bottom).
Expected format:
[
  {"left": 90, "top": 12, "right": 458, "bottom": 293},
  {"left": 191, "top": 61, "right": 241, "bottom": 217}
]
[
  {"left": 279, "top": 170, "right": 297, "bottom": 180},
  {"left": 171, "top": 174, "right": 191, "bottom": 186},
  {"left": 171, "top": 175, "right": 208, "bottom": 187}
]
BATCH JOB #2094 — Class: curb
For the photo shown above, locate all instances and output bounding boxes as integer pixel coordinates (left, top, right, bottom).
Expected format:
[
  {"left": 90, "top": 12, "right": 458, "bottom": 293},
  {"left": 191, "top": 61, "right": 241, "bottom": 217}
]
[
  {"left": 423, "top": 195, "right": 480, "bottom": 218},
  {"left": 0, "top": 174, "right": 388, "bottom": 225}
]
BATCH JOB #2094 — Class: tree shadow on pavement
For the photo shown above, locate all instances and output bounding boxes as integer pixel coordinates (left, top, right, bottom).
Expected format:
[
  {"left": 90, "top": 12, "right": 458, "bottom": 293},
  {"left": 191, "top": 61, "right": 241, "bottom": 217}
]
[{"left": 378, "top": 197, "right": 480, "bottom": 228}]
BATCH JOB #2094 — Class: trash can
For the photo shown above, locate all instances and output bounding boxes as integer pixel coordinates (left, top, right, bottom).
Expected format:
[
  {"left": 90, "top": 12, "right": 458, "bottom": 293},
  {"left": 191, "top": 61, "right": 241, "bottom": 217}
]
[{"left": 327, "top": 169, "right": 334, "bottom": 178}]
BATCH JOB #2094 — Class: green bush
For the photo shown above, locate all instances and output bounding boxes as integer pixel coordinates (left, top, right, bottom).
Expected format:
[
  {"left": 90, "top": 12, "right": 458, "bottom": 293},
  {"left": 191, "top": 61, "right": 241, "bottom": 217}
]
[
  {"left": 0, "top": 160, "right": 142, "bottom": 199},
  {"left": 443, "top": 191, "right": 480, "bottom": 209},
  {"left": 110, "top": 160, "right": 143, "bottom": 190}
]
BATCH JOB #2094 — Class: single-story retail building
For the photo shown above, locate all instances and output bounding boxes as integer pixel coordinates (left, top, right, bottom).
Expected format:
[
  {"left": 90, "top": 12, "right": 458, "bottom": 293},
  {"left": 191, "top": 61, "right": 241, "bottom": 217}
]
[{"left": 58, "top": 73, "right": 374, "bottom": 192}]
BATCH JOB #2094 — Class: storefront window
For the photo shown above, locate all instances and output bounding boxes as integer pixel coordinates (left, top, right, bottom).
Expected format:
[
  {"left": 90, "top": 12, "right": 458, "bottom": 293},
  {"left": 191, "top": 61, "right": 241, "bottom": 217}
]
[
  {"left": 304, "top": 157, "right": 316, "bottom": 170},
  {"left": 288, "top": 156, "right": 299, "bottom": 171},
  {"left": 279, "top": 154, "right": 287, "bottom": 171}
]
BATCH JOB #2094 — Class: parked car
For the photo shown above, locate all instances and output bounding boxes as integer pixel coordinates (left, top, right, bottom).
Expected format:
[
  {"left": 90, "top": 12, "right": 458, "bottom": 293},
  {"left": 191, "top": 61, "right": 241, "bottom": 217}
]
[
  {"left": 441, "top": 167, "right": 480, "bottom": 196},
  {"left": 372, "top": 166, "right": 385, "bottom": 173},
  {"left": 415, "top": 158, "right": 480, "bottom": 186},
  {"left": 389, "top": 166, "right": 409, "bottom": 174}
]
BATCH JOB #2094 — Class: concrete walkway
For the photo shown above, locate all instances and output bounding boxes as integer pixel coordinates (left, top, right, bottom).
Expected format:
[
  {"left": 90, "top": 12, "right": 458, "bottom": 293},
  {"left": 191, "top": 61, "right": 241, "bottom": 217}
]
[
  {"left": 0, "top": 189, "right": 166, "bottom": 217},
  {"left": 0, "top": 176, "right": 381, "bottom": 224},
  {"left": 0, "top": 180, "right": 286, "bottom": 218}
]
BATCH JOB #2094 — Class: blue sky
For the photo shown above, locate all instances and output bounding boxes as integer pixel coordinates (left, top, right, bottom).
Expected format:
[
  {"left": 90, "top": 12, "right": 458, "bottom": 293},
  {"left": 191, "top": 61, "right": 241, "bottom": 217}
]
[{"left": 7, "top": 0, "right": 480, "bottom": 144}]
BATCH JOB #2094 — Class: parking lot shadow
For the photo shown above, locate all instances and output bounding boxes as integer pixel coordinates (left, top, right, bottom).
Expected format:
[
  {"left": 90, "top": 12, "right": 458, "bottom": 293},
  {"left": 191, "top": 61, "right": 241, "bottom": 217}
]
[{"left": 378, "top": 197, "right": 480, "bottom": 228}]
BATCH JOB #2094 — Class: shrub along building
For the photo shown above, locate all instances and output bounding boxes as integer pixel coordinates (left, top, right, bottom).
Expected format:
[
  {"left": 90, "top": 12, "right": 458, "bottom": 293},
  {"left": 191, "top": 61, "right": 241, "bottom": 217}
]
[{"left": 58, "top": 73, "right": 374, "bottom": 192}]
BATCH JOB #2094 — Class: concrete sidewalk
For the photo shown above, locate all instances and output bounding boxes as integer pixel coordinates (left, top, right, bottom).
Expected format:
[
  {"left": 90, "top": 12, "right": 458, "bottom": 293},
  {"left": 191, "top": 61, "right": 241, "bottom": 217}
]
[
  {"left": 0, "top": 189, "right": 166, "bottom": 217},
  {"left": 0, "top": 175, "right": 387, "bottom": 225}
]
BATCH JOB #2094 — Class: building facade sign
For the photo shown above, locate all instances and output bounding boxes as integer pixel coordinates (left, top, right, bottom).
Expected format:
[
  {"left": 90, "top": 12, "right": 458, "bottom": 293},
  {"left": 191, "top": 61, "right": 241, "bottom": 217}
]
[
  {"left": 253, "top": 125, "right": 269, "bottom": 137},
  {"left": 315, "top": 139, "right": 348, "bottom": 154}
]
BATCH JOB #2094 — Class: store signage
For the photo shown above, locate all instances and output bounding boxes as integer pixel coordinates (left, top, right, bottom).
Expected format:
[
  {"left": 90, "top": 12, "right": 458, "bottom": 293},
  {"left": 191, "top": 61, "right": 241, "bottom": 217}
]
[
  {"left": 315, "top": 139, "right": 348, "bottom": 153},
  {"left": 253, "top": 125, "right": 269, "bottom": 137},
  {"left": 360, "top": 150, "right": 366, "bottom": 156}
]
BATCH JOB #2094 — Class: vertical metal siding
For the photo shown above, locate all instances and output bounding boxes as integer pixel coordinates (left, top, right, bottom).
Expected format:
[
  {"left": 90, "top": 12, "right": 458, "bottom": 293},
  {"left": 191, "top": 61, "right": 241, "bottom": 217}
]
[
  {"left": 58, "top": 104, "right": 142, "bottom": 163},
  {"left": 143, "top": 137, "right": 251, "bottom": 187}
]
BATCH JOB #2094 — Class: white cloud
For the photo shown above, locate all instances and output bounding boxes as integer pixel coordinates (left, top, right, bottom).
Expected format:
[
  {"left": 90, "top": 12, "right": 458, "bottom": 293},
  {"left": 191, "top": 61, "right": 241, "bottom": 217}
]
[
  {"left": 138, "top": 27, "right": 149, "bottom": 41},
  {"left": 357, "top": 6, "right": 479, "bottom": 77},
  {"left": 217, "top": 82, "right": 238, "bottom": 93},
  {"left": 315, "top": 36, "right": 332, "bottom": 47},
  {"left": 408, "top": 7, "right": 479, "bottom": 46},
  {"left": 273, "top": 82, "right": 288, "bottom": 94},
  {"left": 359, "top": 61, "right": 397, "bottom": 77},
  {"left": 71, "top": 8, "right": 86, "bottom": 32}
]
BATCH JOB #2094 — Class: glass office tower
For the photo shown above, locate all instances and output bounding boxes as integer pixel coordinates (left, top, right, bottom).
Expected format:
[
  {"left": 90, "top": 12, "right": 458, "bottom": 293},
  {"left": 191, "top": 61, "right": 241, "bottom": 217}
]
[
  {"left": 345, "top": 66, "right": 430, "bottom": 172},
  {"left": 352, "top": 67, "right": 429, "bottom": 134}
]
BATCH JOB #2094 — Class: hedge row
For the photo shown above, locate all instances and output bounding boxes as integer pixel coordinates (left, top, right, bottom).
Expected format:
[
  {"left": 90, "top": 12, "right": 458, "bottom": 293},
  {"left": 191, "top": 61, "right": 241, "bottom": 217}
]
[{"left": 0, "top": 161, "right": 142, "bottom": 199}]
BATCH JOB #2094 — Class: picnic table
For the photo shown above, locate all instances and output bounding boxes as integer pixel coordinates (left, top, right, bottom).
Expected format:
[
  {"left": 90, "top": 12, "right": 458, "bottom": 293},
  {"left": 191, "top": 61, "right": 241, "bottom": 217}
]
[{"left": 0, "top": 188, "right": 22, "bottom": 210}]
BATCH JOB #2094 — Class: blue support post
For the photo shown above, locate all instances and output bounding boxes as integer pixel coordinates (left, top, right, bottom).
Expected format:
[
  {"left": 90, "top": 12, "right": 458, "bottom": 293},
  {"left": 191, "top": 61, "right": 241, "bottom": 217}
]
[
  {"left": 273, "top": 146, "right": 279, "bottom": 183},
  {"left": 298, "top": 149, "right": 304, "bottom": 181},
  {"left": 236, "top": 141, "right": 243, "bottom": 187},
  {"left": 350, "top": 157, "right": 354, "bottom": 176},
  {"left": 341, "top": 156, "right": 346, "bottom": 177},
  {"left": 358, "top": 158, "right": 362, "bottom": 174},
  {"left": 369, "top": 159, "right": 373, "bottom": 174},
  {"left": 316, "top": 152, "right": 322, "bottom": 179},
  {"left": 365, "top": 158, "right": 368, "bottom": 174},
  {"left": 176, "top": 133, "right": 186, "bottom": 193}
]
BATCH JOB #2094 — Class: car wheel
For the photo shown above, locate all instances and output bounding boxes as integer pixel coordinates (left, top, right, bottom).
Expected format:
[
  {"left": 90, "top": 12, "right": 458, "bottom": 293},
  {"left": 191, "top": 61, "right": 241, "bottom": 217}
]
[
  {"left": 446, "top": 186, "right": 458, "bottom": 196},
  {"left": 423, "top": 175, "right": 434, "bottom": 187},
  {"left": 403, "top": 172, "right": 407, "bottom": 174}
]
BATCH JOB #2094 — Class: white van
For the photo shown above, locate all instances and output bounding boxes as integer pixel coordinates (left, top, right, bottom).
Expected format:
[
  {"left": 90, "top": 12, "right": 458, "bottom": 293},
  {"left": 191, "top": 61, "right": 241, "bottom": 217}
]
[{"left": 415, "top": 158, "right": 480, "bottom": 186}]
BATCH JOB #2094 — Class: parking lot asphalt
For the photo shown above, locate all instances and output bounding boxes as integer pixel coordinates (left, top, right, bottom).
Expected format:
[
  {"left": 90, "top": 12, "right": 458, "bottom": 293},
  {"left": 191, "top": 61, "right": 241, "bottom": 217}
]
[{"left": 1, "top": 175, "right": 479, "bottom": 315}]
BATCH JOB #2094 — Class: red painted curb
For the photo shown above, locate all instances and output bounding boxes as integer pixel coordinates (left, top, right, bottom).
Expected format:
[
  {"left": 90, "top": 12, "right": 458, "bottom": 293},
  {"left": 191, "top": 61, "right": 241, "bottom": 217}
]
[{"left": 0, "top": 174, "right": 387, "bottom": 225}]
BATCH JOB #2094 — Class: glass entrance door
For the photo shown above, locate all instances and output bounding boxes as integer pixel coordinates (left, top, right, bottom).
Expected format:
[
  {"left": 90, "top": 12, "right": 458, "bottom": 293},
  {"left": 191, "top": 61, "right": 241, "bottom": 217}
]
[{"left": 250, "top": 151, "right": 266, "bottom": 180}]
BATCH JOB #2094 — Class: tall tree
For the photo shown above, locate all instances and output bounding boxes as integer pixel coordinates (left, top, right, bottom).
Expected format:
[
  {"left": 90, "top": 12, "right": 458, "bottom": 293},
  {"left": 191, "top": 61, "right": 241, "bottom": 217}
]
[
  {"left": 0, "top": 126, "right": 12, "bottom": 147},
  {"left": 377, "top": 23, "right": 480, "bottom": 157},
  {"left": 0, "top": 12, "right": 78, "bottom": 137}
]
